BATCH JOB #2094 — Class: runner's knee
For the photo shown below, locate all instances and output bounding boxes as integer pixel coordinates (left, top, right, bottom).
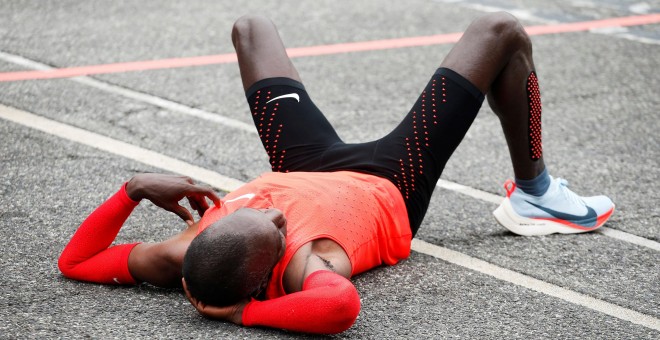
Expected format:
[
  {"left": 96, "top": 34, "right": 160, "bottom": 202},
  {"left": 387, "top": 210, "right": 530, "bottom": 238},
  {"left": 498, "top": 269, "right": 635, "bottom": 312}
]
[
  {"left": 474, "top": 12, "right": 531, "bottom": 54},
  {"left": 231, "top": 14, "right": 274, "bottom": 48}
]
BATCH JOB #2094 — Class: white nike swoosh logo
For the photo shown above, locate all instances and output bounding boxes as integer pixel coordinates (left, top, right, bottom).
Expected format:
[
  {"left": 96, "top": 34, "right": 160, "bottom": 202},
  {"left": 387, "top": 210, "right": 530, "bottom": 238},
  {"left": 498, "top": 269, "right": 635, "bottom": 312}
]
[
  {"left": 113, "top": 278, "right": 121, "bottom": 284},
  {"left": 224, "top": 193, "right": 255, "bottom": 203},
  {"left": 266, "top": 93, "right": 299, "bottom": 104}
]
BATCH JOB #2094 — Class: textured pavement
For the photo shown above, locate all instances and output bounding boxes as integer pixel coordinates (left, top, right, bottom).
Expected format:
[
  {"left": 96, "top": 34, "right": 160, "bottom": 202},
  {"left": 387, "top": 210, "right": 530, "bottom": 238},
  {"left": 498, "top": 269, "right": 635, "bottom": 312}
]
[{"left": 1, "top": 0, "right": 658, "bottom": 338}]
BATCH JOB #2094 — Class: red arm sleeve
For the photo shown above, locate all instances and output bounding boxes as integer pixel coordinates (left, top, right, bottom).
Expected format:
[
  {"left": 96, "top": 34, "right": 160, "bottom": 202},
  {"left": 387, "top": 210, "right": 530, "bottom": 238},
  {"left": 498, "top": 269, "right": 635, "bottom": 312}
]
[
  {"left": 242, "top": 270, "right": 361, "bottom": 334},
  {"left": 58, "top": 183, "right": 140, "bottom": 285}
]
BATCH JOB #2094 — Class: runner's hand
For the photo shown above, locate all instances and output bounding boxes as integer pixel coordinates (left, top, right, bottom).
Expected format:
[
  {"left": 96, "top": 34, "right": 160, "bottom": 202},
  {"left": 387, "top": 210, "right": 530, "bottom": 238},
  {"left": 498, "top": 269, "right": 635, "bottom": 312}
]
[
  {"left": 126, "top": 173, "right": 221, "bottom": 225},
  {"left": 183, "top": 279, "right": 247, "bottom": 325}
]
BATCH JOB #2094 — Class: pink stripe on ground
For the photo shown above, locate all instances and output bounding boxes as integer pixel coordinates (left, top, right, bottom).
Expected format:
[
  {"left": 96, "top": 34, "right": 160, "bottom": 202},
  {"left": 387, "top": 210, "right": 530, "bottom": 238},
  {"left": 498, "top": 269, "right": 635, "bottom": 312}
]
[{"left": 1, "top": 14, "right": 658, "bottom": 82}]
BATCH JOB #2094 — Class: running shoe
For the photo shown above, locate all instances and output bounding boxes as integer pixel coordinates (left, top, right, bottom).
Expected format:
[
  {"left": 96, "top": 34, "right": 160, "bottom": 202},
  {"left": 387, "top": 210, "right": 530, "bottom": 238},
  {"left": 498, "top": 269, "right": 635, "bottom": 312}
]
[{"left": 493, "top": 177, "right": 614, "bottom": 236}]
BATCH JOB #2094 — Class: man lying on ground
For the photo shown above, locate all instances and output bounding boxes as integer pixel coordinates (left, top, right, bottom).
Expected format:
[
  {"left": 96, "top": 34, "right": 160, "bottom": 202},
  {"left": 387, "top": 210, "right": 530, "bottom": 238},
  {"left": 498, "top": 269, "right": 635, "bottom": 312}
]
[{"left": 59, "top": 13, "right": 614, "bottom": 334}]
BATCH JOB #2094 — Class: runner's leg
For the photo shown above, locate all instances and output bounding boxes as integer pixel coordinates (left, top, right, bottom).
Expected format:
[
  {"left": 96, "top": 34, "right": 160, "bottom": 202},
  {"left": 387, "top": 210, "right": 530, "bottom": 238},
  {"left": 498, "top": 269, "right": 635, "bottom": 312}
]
[
  {"left": 316, "top": 68, "right": 485, "bottom": 234},
  {"left": 232, "top": 15, "right": 343, "bottom": 171},
  {"left": 323, "top": 13, "right": 546, "bottom": 233},
  {"left": 441, "top": 13, "right": 614, "bottom": 234},
  {"left": 440, "top": 12, "right": 544, "bottom": 180},
  {"left": 232, "top": 15, "right": 302, "bottom": 90}
]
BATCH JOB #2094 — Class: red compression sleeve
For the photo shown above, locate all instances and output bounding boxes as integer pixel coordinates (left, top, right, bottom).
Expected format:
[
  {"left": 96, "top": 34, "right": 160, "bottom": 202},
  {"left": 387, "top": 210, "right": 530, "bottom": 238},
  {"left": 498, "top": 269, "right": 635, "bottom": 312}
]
[
  {"left": 58, "top": 183, "right": 140, "bottom": 285},
  {"left": 242, "top": 270, "right": 361, "bottom": 334}
]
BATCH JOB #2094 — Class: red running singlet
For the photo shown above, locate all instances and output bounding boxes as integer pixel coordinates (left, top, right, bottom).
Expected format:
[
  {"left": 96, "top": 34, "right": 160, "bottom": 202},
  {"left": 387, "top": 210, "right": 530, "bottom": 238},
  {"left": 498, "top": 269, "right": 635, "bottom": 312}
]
[{"left": 196, "top": 170, "right": 412, "bottom": 299}]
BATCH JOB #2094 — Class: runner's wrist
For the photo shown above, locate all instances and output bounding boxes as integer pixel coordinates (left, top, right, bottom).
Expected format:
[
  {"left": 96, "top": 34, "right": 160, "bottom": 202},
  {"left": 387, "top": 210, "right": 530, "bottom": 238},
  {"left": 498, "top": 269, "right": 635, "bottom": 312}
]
[{"left": 125, "top": 176, "right": 144, "bottom": 201}]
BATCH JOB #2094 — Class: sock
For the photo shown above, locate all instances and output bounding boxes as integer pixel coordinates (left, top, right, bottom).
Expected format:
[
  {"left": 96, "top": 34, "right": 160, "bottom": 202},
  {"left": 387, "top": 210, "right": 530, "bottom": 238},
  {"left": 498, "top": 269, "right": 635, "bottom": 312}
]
[{"left": 516, "top": 168, "right": 550, "bottom": 196}]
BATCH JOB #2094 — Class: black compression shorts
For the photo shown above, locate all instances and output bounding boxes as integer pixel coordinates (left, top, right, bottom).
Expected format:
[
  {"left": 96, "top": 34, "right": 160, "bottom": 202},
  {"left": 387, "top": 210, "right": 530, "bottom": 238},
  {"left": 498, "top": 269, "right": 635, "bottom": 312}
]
[{"left": 245, "top": 68, "right": 484, "bottom": 236}]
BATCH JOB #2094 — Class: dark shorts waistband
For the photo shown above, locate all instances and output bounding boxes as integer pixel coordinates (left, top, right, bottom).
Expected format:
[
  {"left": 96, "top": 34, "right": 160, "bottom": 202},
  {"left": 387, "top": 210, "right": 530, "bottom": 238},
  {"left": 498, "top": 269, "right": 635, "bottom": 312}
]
[{"left": 245, "top": 77, "right": 306, "bottom": 98}]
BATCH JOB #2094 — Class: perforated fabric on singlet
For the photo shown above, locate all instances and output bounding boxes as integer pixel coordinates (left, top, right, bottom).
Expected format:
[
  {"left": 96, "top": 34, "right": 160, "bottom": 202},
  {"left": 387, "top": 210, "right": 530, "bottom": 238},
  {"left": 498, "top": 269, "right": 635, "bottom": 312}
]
[{"left": 196, "top": 171, "right": 411, "bottom": 299}]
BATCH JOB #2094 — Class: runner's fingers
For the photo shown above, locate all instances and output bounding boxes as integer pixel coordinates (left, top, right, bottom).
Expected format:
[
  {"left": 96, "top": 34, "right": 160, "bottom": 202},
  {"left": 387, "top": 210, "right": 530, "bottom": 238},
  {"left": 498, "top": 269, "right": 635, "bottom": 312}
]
[
  {"left": 188, "top": 197, "right": 200, "bottom": 213},
  {"left": 191, "top": 184, "right": 221, "bottom": 207},
  {"left": 187, "top": 196, "right": 209, "bottom": 217},
  {"left": 172, "top": 204, "right": 194, "bottom": 225},
  {"left": 207, "top": 191, "right": 221, "bottom": 207},
  {"left": 196, "top": 196, "right": 211, "bottom": 215}
]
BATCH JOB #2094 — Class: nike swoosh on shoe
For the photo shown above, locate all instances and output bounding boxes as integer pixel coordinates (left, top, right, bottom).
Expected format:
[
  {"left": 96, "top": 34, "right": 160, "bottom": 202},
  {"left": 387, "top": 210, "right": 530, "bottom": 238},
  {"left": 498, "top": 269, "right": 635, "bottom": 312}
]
[
  {"left": 526, "top": 201, "right": 598, "bottom": 227},
  {"left": 266, "top": 93, "right": 300, "bottom": 104}
]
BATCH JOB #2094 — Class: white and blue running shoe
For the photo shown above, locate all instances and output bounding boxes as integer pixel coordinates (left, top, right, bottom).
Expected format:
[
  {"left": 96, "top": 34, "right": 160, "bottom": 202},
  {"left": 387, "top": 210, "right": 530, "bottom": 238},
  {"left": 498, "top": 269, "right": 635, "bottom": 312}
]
[{"left": 493, "top": 177, "right": 615, "bottom": 236}]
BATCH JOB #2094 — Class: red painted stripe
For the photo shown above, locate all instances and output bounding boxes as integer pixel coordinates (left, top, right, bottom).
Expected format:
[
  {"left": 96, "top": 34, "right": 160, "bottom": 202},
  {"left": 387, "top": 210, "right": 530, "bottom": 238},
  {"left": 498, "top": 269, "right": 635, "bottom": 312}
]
[
  {"left": 0, "top": 53, "right": 238, "bottom": 82},
  {"left": 1, "top": 14, "right": 658, "bottom": 82}
]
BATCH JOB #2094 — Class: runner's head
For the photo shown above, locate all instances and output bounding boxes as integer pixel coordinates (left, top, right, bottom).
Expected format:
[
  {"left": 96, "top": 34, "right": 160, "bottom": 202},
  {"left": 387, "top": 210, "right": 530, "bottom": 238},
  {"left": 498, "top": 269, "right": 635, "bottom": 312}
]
[{"left": 182, "top": 208, "right": 287, "bottom": 306}]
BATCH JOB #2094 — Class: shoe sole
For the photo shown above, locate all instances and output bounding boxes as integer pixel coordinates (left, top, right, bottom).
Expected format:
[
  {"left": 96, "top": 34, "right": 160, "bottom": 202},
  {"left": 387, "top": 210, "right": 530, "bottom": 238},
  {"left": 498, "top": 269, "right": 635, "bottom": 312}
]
[{"left": 493, "top": 198, "right": 615, "bottom": 236}]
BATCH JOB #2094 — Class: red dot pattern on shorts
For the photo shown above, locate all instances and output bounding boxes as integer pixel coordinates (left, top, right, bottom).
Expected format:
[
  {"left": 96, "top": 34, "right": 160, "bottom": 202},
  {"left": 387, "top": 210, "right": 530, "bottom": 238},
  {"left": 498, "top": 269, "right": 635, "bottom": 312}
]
[
  {"left": 394, "top": 76, "right": 446, "bottom": 200},
  {"left": 527, "top": 72, "right": 542, "bottom": 161},
  {"left": 252, "top": 90, "right": 287, "bottom": 172}
]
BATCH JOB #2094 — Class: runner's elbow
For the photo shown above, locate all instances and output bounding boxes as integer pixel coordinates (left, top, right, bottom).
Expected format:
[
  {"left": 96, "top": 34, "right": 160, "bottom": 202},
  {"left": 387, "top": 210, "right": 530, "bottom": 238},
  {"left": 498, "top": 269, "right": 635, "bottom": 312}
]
[
  {"left": 57, "top": 250, "right": 76, "bottom": 278},
  {"left": 326, "top": 283, "right": 361, "bottom": 333}
]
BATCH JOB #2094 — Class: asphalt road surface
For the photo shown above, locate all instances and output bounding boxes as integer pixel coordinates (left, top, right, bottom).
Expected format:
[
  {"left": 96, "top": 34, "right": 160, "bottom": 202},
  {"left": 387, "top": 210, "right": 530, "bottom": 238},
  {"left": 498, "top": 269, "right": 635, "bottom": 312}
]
[{"left": 1, "top": 0, "right": 658, "bottom": 338}]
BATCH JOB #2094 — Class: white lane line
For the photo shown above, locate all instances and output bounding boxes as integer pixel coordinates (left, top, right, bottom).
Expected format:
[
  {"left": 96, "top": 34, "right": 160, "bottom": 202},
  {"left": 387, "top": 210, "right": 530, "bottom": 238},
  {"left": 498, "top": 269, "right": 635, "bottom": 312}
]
[
  {"left": 411, "top": 238, "right": 660, "bottom": 331},
  {"left": 0, "top": 52, "right": 256, "bottom": 134},
  {"left": 598, "top": 227, "right": 660, "bottom": 251},
  {"left": 2, "top": 104, "right": 658, "bottom": 331},
  {"left": 0, "top": 51, "right": 53, "bottom": 71},
  {"left": 72, "top": 76, "right": 257, "bottom": 133},
  {"left": 0, "top": 104, "right": 245, "bottom": 192},
  {"left": 437, "top": 179, "right": 502, "bottom": 204}
]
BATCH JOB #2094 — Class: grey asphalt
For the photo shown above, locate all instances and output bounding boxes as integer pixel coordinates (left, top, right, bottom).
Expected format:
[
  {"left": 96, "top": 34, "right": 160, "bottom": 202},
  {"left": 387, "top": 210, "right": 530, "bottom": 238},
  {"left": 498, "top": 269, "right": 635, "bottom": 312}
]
[{"left": 1, "top": 0, "right": 658, "bottom": 338}]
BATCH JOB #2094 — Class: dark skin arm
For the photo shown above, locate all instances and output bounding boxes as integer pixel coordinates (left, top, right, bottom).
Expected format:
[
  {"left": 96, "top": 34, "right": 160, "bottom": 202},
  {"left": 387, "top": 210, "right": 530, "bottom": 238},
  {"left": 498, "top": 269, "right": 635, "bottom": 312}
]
[
  {"left": 184, "top": 238, "right": 352, "bottom": 324},
  {"left": 124, "top": 174, "right": 221, "bottom": 288},
  {"left": 128, "top": 223, "right": 198, "bottom": 288}
]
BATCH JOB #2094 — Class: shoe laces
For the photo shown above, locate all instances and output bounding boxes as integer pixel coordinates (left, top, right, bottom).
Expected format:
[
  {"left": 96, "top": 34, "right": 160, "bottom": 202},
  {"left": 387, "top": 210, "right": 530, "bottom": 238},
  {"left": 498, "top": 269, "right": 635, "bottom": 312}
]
[{"left": 555, "top": 177, "right": 584, "bottom": 207}]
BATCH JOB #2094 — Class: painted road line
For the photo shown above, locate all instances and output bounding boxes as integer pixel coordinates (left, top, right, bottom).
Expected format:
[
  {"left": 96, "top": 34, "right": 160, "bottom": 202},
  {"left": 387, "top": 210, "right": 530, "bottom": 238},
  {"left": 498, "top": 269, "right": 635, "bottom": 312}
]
[
  {"left": 0, "top": 52, "right": 238, "bottom": 82},
  {"left": 0, "top": 51, "right": 53, "bottom": 71},
  {"left": 72, "top": 76, "right": 256, "bottom": 133},
  {"left": 598, "top": 227, "right": 660, "bottom": 252},
  {"left": 2, "top": 104, "right": 659, "bottom": 331},
  {"left": 0, "top": 13, "right": 659, "bottom": 82},
  {"left": 437, "top": 179, "right": 502, "bottom": 204},
  {"left": 411, "top": 238, "right": 660, "bottom": 331},
  {"left": 0, "top": 52, "right": 256, "bottom": 134},
  {"left": 0, "top": 104, "right": 245, "bottom": 192},
  {"left": 0, "top": 52, "right": 257, "bottom": 134}
]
